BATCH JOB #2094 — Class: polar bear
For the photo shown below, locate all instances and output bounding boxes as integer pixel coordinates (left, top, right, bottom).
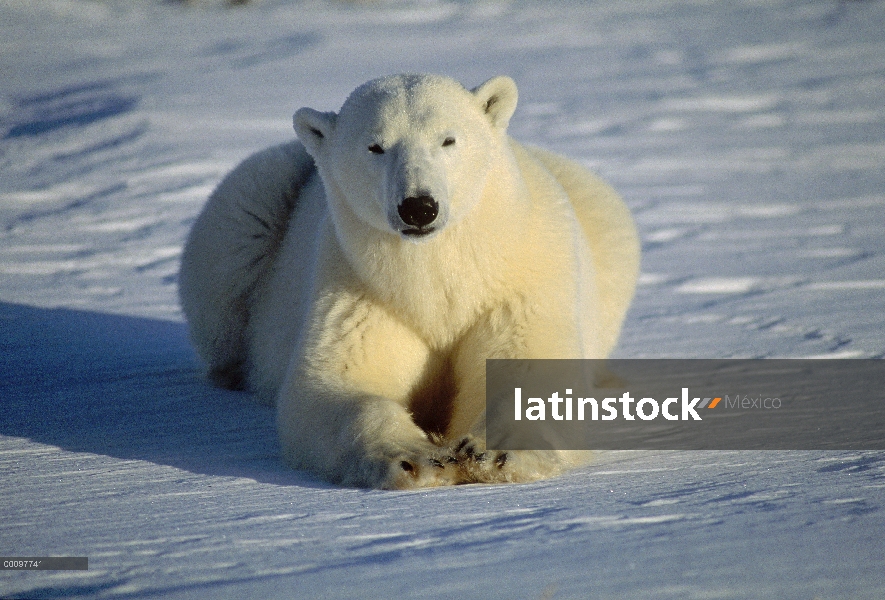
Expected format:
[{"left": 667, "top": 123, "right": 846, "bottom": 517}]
[{"left": 179, "top": 74, "right": 640, "bottom": 489}]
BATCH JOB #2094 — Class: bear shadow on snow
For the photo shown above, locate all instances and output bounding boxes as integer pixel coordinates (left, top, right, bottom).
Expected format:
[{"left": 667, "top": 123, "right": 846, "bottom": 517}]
[{"left": 0, "top": 301, "right": 322, "bottom": 487}]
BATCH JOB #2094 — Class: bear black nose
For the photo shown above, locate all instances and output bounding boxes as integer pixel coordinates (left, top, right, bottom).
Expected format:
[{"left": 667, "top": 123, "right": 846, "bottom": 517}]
[{"left": 398, "top": 195, "right": 439, "bottom": 229}]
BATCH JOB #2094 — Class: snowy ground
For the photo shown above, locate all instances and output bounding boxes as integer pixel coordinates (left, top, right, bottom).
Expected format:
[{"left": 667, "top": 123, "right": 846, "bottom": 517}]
[{"left": 2, "top": 0, "right": 884, "bottom": 598}]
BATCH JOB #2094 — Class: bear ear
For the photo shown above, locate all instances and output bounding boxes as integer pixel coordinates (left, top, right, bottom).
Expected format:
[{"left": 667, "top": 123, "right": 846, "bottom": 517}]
[
  {"left": 472, "top": 76, "right": 518, "bottom": 131},
  {"left": 293, "top": 108, "right": 337, "bottom": 157}
]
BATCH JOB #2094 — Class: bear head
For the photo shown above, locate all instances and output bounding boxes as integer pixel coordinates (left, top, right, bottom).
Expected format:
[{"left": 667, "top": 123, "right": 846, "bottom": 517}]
[{"left": 293, "top": 74, "right": 518, "bottom": 241}]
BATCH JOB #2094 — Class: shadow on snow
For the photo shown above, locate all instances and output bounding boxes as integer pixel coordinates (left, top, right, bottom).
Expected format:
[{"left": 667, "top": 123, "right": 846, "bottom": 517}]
[{"left": 0, "top": 302, "right": 321, "bottom": 488}]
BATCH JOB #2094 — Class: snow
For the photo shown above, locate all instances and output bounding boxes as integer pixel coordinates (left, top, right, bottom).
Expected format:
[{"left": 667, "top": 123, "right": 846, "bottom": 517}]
[{"left": 1, "top": 0, "right": 884, "bottom": 598}]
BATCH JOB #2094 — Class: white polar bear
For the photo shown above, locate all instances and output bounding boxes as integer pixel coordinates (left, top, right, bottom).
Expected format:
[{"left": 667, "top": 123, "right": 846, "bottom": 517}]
[{"left": 179, "top": 74, "right": 640, "bottom": 489}]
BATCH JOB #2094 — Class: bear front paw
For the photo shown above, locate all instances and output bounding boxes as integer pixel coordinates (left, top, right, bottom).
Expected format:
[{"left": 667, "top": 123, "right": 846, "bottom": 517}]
[
  {"left": 450, "top": 437, "right": 573, "bottom": 484},
  {"left": 378, "top": 448, "right": 461, "bottom": 490},
  {"left": 451, "top": 437, "right": 512, "bottom": 484}
]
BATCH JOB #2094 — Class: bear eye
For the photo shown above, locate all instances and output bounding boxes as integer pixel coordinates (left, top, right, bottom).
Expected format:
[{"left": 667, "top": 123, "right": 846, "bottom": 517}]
[
  {"left": 442, "top": 137, "right": 456, "bottom": 147},
  {"left": 368, "top": 144, "right": 385, "bottom": 154}
]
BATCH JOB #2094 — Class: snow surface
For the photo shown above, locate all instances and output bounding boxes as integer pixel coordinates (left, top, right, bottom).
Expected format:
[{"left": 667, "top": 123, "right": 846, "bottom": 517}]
[{"left": 2, "top": 0, "right": 884, "bottom": 598}]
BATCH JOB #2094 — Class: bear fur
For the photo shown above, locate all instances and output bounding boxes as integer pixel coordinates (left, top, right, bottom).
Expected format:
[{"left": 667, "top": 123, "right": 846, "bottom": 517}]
[{"left": 178, "top": 74, "right": 640, "bottom": 489}]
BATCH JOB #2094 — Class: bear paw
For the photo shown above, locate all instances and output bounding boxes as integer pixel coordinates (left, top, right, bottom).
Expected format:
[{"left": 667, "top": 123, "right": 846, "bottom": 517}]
[
  {"left": 376, "top": 447, "right": 461, "bottom": 490},
  {"left": 355, "top": 437, "right": 570, "bottom": 488},
  {"left": 450, "top": 436, "right": 513, "bottom": 484},
  {"left": 450, "top": 437, "right": 570, "bottom": 485}
]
